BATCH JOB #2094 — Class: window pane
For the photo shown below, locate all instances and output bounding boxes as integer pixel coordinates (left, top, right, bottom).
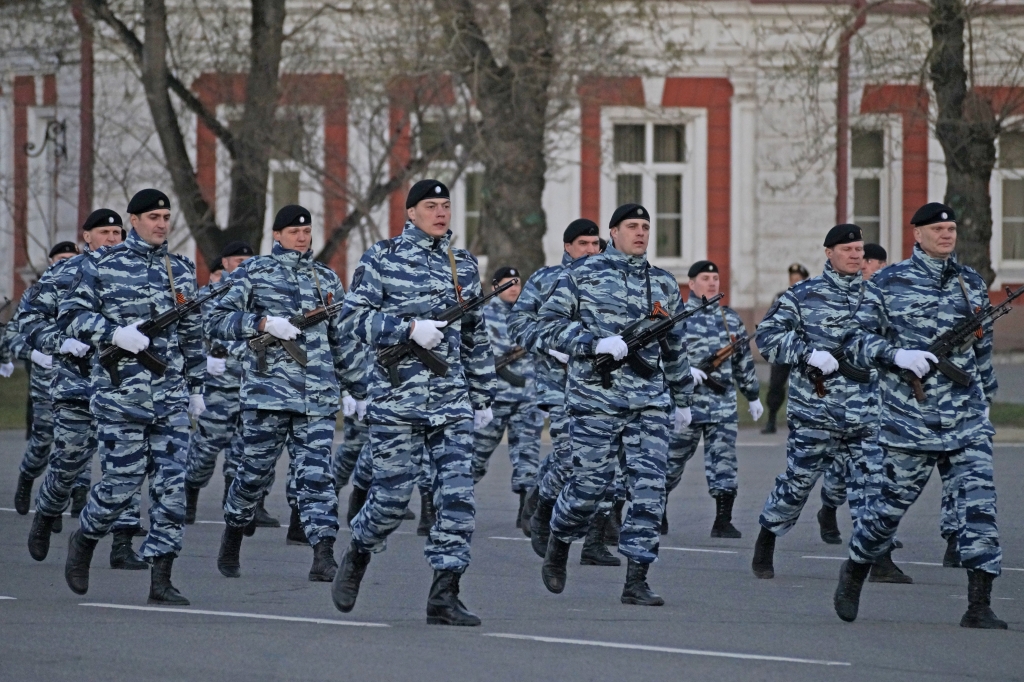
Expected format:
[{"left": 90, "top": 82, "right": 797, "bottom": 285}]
[
  {"left": 656, "top": 174, "right": 682, "bottom": 213},
  {"left": 851, "top": 129, "right": 884, "bottom": 168},
  {"left": 272, "top": 170, "right": 300, "bottom": 216},
  {"left": 654, "top": 125, "right": 685, "bottom": 163},
  {"left": 1003, "top": 178, "right": 1024, "bottom": 259},
  {"left": 655, "top": 174, "right": 682, "bottom": 258},
  {"left": 614, "top": 124, "right": 645, "bottom": 163},
  {"left": 616, "top": 174, "right": 642, "bottom": 205},
  {"left": 999, "top": 132, "right": 1024, "bottom": 169},
  {"left": 853, "top": 177, "right": 881, "bottom": 244},
  {"left": 464, "top": 172, "right": 484, "bottom": 250},
  {"left": 656, "top": 218, "right": 681, "bottom": 258}
]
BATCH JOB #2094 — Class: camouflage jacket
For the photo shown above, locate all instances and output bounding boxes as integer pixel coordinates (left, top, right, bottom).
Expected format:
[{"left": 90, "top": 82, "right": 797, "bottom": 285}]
[
  {"left": 59, "top": 229, "right": 204, "bottom": 422},
  {"left": 200, "top": 276, "right": 246, "bottom": 392},
  {"left": 681, "top": 293, "right": 760, "bottom": 423},
  {"left": 755, "top": 260, "right": 881, "bottom": 434},
  {"left": 508, "top": 252, "right": 572, "bottom": 408},
  {"left": 482, "top": 296, "right": 535, "bottom": 404},
  {"left": 536, "top": 244, "right": 693, "bottom": 415},
  {"left": 6, "top": 280, "right": 58, "bottom": 400},
  {"left": 853, "top": 245, "right": 996, "bottom": 450},
  {"left": 207, "top": 242, "right": 351, "bottom": 417},
  {"left": 342, "top": 222, "right": 496, "bottom": 426}
]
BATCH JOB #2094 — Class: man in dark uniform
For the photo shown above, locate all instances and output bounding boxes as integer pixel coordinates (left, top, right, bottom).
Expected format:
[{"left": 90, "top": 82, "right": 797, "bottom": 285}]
[{"left": 761, "top": 263, "right": 809, "bottom": 434}]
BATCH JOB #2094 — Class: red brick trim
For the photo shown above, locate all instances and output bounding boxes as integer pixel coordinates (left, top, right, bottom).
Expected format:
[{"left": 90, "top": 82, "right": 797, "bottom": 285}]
[{"left": 12, "top": 76, "right": 35, "bottom": 300}]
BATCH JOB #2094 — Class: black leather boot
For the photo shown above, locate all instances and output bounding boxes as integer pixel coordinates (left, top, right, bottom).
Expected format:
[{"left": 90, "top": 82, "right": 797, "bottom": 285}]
[
  {"left": 426, "top": 570, "right": 481, "bottom": 626},
  {"left": 52, "top": 514, "right": 63, "bottom": 534},
  {"left": 521, "top": 486, "right": 539, "bottom": 538},
  {"left": 869, "top": 551, "right": 913, "bottom": 584},
  {"left": 148, "top": 554, "right": 190, "bottom": 606},
  {"left": 14, "top": 472, "right": 33, "bottom": 515},
  {"left": 403, "top": 505, "right": 415, "bottom": 520},
  {"left": 580, "top": 514, "right": 621, "bottom": 566},
  {"left": 417, "top": 493, "right": 435, "bottom": 537},
  {"left": 530, "top": 498, "right": 554, "bottom": 558},
  {"left": 65, "top": 530, "right": 98, "bottom": 595},
  {"left": 760, "top": 421, "right": 776, "bottom": 435},
  {"left": 309, "top": 537, "right": 338, "bottom": 582},
  {"left": 110, "top": 529, "right": 148, "bottom": 570},
  {"left": 223, "top": 475, "right": 234, "bottom": 507},
  {"left": 28, "top": 512, "right": 58, "bottom": 561},
  {"left": 184, "top": 483, "right": 200, "bottom": 525},
  {"left": 943, "top": 534, "right": 961, "bottom": 568},
  {"left": 331, "top": 542, "right": 371, "bottom": 613},
  {"left": 604, "top": 500, "right": 623, "bottom": 546},
  {"left": 217, "top": 525, "right": 245, "bottom": 578},
  {"left": 621, "top": 559, "right": 665, "bottom": 606},
  {"left": 515, "top": 490, "right": 526, "bottom": 529},
  {"left": 816, "top": 504, "right": 842, "bottom": 544},
  {"left": 70, "top": 485, "right": 89, "bottom": 516},
  {"left": 710, "top": 493, "right": 742, "bottom": 538},
  {"left": 133, "top": 525, "right": 147, "bottom": 537},
  {"left": 287, "top": 506, "right": 307, "bottom": 545},
  {"left": 960, "top": 570, "right": 1008, "bottom": 629},
  {"left": 346, "top": 486, "right": 368, "bottom": 525},
  {"left": 542, "top": 536, "right": 571, "bottom": 594},
  {"left": 833, "top": 559, "right": 871, "bottom": 622},
  {"left": 752, "top": 526, "right": 776, "bottom": 579},
  {"left": 254, "top": 496, "right": 280, "bottom": 528},
  {"left": 660, "top": 510, "right": 668, "bottom": 535}
]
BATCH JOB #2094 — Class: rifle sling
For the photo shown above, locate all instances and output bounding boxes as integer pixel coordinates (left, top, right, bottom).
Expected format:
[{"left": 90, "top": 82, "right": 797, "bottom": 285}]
[
  {"left": 163, "top": 255, "right": 180, "bottom": 306},
  {"left": 447, "top": 246, "right": 464, "bottom": 304}
]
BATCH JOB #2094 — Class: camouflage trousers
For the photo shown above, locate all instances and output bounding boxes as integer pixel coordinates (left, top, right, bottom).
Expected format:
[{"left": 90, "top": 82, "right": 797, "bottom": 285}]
[
  {"left": 350, "top": 438, "right": 431, "bottom": 497},
  {"left": 351, "top": 420, "right": 475, "bottom": 572},
  {"left": 551, "top": 408, "right": 670, "bottom": 564},
  {"left": 536, "top": 405, "right": 571, "bottom": 503},
  {"left": 666, "top": 421, "right": 738, "bottom": 498},
  {"left": 472, "top": 401, "right": 543, "bottom": 493},
  {"left": 849, "top": 439, "right": 1001, "bottom": 575},
  {"left": 332, "top": 414, "right": 369, "bottom": 488},
  {"left": 759, "top": 427, "right": 879, "bottom": 536},
  {"left": 19, "top": 396, "right": 54, "bottom": 479},
  {"left": 185, "top": 386, "right": 243, "bottom": 488},
  {"left": 80, "top": 414, "right": 189, "bottom": 559},
  {"left": 224, "top": 410, "right": 339, "bottom": 545},
  {"left": 36, "top": 400, "right": 139, "bottom": 528}
]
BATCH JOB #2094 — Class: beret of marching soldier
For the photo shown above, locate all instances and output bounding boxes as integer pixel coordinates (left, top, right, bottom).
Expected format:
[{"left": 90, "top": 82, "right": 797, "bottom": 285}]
[
  {"left": 48, "top": 241, "right": 79, "bottom": 259},
  {"left": 406, "top": 179, "right": 450, "bottom": 208},
  {"left": 609, "top": 203, "right": 651, "bottom": 229},
  {"left": 687, "top": 260, "right": 718, "bottom": 279},
  {"left": 863, "top": 243, "right": 887, "bottom": 262},
  {"left": 491, "top": 266, "right": 519, "bottom": 286},
  {"left": 910, "top": 202, "right": 956, "bottom": 226},
  {"left": 823, "top": 223, "right": 863, "bottom": 248},
  {"left": 562, "top": 218, "right": 599, "bottom": 243},
  {"left": 219, "top": 240, "right": 255, "bottom": 258},
  {"left": 208, "top": 257, "right": 223, "bottom": 273},
  {"left": 788, "top": 262, "right": 809, "bottom": 278},
  {"left": 127, "top": 188, "right": 171, "bottom": 215},
  {"left": 82, "top": 208, "right": 122, "bottom": 231},
  {"left": 272, "top": 204, "right": 312, "bottom": 231},
  {"left": 599, "top": 237, "right": 608, "bottom": 252}
]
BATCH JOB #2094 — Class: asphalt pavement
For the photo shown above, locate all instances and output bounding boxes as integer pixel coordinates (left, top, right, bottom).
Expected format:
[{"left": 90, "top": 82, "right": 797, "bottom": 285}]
[{"left": 1, "top": 427, "right": 1022, "bottom": 682}]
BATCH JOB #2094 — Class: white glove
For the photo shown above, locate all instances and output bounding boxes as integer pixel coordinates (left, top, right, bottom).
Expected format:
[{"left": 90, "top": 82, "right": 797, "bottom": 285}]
[
  {"left": 748, "top": 398, "right": 764, "bottom": 421},
  {"left": 0, "top": 362, "right": 14, "bottom": 377},
  {"left": 264, "top": 316, "right": 300, "bottom": 341},
  {"left": 342, "top": 395, "right": 357, "bottom": 417},
  {"left": 355, "top": 400, "right": 367, "bottom": 421},
  {"left": 206, "top": 356, "right": 227, "bottom": 376},
  {"left": 31, "top": 350, "right": 53, "bottom": 368},
  {"left": 188, "top": 394, "right": 206, "bottom": 419},
  {"left": 595, "top": 335, "right": 628, "bottom": 361},
  {"left": 690, "top": 367, "right": 707, "bottom": 386},
  {"left": 984, "top": 406, "right": 990, "bottom": 421},
  {"left": 410, "top": 319, "right": 447, "bottom": 350},
  {"left": 548, "top": 349, "right": 569, "bottom": 364},
  {"left": 893, "top": 349, "right": 938, "bottom": 379},
  {"left": 112, "top": 321, "right": 150, "bottom": 353},
  {"left": 474, "top": 407, "right": 494, "bottom": 430},
  {"left": 60, "top": 338, "right": 90, "bottom": 357},
  {"left": 807, "top": 349, "right": 839, "bottom": 375},
  {"left": 673, "top": 407, "right": 692, "bottom": 433}
]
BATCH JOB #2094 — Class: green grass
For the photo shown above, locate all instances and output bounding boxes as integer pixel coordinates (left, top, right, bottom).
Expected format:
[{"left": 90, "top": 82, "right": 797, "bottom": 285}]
[
  {"left": 0, "top": 365, "right": 29, "bottom": 430},
  {"left": 990, "top": 402, "right": 1024, "bottom": 428}
]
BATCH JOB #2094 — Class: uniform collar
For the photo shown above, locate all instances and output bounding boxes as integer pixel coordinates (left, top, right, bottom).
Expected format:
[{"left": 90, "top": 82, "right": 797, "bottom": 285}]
[
  {"left": 686, "top": 290, "right": 720, "bottom": 310},
  {"left": 604, "top": 243, "right": 648, "bottom": 272},
  {"left": 125, "top": 228, "right": 167, "bottom": 258},
  {"left": 911, "top": 243, "right": 960, "bottom": 286},
  {"left": 403, "top": 221, "right": 452, "bottom": 251},
  {"left": 561, "top": 251, "right": 573, "bottom": 266},
  {"left": 271, "top": 241, "right": 313, "bottom": 267},
  {"left": 822, "top": 259, "right": 861, "bottom": 293}
]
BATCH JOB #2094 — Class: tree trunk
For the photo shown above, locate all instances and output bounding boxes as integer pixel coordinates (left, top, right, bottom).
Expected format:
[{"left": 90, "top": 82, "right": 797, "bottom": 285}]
[{"left": 929, "top": 0, "right": 997, "bottom": 284}]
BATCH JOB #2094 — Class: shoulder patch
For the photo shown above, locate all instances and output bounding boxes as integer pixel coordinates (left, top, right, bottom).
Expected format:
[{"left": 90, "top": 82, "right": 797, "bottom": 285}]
[
  {"left": 26, "top": 282, "right": 42, "bottom": 302},
  {"left": 350, "top": 265, "right": 365, "bottom": 289},
  {"left": 67, "top": 269, "right": 85, "bottom": 295}
]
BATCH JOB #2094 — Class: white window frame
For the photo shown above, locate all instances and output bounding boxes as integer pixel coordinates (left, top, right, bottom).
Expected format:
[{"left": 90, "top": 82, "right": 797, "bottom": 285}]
[
  {"left": 847, "top": 114, "right": 902, "bottom": 260},
  {"left": 990, "top": 118, "right": 1024, "bottom": 285}
]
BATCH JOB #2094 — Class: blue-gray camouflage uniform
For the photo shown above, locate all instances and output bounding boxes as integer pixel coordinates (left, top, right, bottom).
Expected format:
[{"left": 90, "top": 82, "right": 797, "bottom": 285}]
[
  {"left": 331, "top": 338, "right": 371, "bottom": 488},
  {"left": 343, "top": 221, "right": 495, "bottom": 572}
]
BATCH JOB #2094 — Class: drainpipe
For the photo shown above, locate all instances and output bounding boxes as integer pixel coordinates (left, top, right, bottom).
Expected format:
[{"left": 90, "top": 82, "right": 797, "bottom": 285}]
[
  {"left": 71, "top": 0, "right": 94, "bottom": 237},
  {"left": 836, "top": 0, "right": 868, "bottom": 224}
]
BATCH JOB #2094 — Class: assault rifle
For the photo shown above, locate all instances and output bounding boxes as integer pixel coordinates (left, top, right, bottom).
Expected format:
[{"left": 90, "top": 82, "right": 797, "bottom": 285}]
[
  {"left": 593, "top": 293, "right": 723, "bottom": 389},
  {"left": 494, "top": 346, "right": 529, "bottom": 387},
  {"left": 694, "top": 333, "right": 751, "bottom": 395},
  {"left": 99, "top": 281, "right": 234, "bottom": 387},
  {"left": 897, "top": 283, "right": 1024, "bottom": 401},
  {"left": 806, "top": 347, "right": 872, "bottom": 398},
  {"left": 377, "top": 278, "right": 518, "bottom": 388},
  {"left": 248, "top": 299, "right": 346, "bottom": 373}
]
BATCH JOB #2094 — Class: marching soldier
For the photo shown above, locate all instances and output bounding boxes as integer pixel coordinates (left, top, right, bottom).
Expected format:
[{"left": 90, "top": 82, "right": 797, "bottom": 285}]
[
  {"left": 664, "top": 260, "right": 761, "bottom": 538},
  {"left": 60, "top": 189, "right": 205, "bottom": 605},
  {"left": 331, "top": 179, "right": 495, "bottom": 626},
  {"left": 535, "top": 204, "right": 694, "bottom": 605},
  {"left": 860, "top": 243, "right": 887, "bottom": 280},
  {"left": 761, "top": 263, "right": 808, "bottom": 434},
  {"left": 835, "top": 203, "right": 1007, "bottom": 629}
]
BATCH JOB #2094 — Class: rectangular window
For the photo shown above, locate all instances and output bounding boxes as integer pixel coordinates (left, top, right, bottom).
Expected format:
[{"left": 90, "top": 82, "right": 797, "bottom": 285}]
[
  {"left": 272, "top": 170, "right": 300, "bottom": 216},
  {"left": 654, "top": 125, "right": 686, "bottom": 163},
  {"left": 655, "top": 174, "right": 682, "bottom": 258},
  {"left": 613, "top": 124, "right": 645, "bottom": 163},
  {"left": 853, "top": 177, "right": 881, "bottom": 244},
  {"left": 1003, "top": 178, "right": 1024, "bottom": 260},
  {"left": 616, "top": 174, "right": 642, "bottom": 206},
  {"left": 464, "top": 171, "right": 483, "bottom": 250},
  {"left": 851, "top": 129, "right": 884, "bottom": 168}
]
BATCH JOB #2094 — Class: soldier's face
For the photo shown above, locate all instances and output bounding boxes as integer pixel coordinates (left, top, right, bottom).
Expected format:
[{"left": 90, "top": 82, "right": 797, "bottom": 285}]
[
  {"left": 208, "top": 270, "right": 223, "bottom": 284},
  {"left": 275, "top": 225, "right": 312, "bottom": 252},
  {"left": 495, "top": 277, "right": 521, "bottom": 303},
  {"left": 914, "top": 221, "right": 957, "bottom": 258},
  {"left": 130, "top": 209, "right": 171, "bottom": 246},
  {"left": 610, "top": 219, "right": 650, "bottom": 256},
  {"left": 83, "top": 225, "right": 123, "bottom": 249},
  {"left": 826, "top": 241, "right": 864, "bottom": 276},
  {"left": 50, "top": 252, "right": 75, "bottom": 265},
  {"left": 222, "top": 255, "right": 251, "bottom": 273},
  {"left": 564, "top": 235, "right": 601, "bottom": 260},
  {"left": 788, "top": 272, "right": 805, "bottom": 286},
  {"left": 407, "top": 199, "right": 451, "bottom": 238},
  {"left": 688, "top": 272, "right": 720, "bottom": 299},
  {"left": 861, "top": 258, "right": 886, "bottom": 280}
]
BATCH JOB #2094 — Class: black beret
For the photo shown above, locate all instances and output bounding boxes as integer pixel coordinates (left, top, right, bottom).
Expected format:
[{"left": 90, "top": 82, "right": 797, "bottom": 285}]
[
  {"left": 48, "top": 241, "right": 79, "bottom": 259},
  {"left": 220, "top": 240, "right": 255, "bottom": 259},
  {"left": 823, "top": 223, "right": 863, "bottom": 248},
  {"left": 911, "top": 202, "right": 956, "bottom": 227},
  {"left": 272, "top": 204, "right": 311, "bottom": 231},
  {"left": 863, "top": 243, "right": 887, "bottom": 262},
  {"left": 406, "top": 179, "right": 450, "bottom": 208},
  {"left": 687, "top": 260, "right": 719, "bottom": 278},
  {"left": 491, "top": 266, "right": 520, "bottom": 285},
  {"left": 609, "top": 203, "right": 651, "bottom": 229},
  {"left": 788, "top": 263, "right": 809, "bottom": 277},
  {"left": 127, "top": 188, "right": 170, "bottom": 215},
  {"left": 208, "top": 257, "right": 223, "bottom": 273},
  {"left": 82, "top": 208, "right": 122, "bottom": 231},
  {"left": 599, "top": 237, "right": 608, "bottom": 252},
  {"left": 562, "top": 218, "right": 600, "bottom": 243}
]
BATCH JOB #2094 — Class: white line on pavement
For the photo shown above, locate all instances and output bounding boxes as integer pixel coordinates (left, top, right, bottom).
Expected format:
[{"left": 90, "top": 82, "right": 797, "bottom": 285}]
[
  {"left": 79, "top": 603, "right": 389, "bottom": 627},
  {"left": 195, "top": 520, "right": 225, "bottom": 525},
  {"left": 483, "top": 633, "right": 850, "bottom": 667},
  {"left": 802, "top": 556, "right": 1024, "bottom": 572},
  {"left": 489, "top": 536, "right": 531, "bottom": 542},
  {"left": 661, "top": 547, "right": 739, "bottom": 555},
  {"left": 0, "top": 596, "right": 16, "bottom": 600},
  {"left": 801, "top": 555, "right": 845, "bottom": 561}
]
